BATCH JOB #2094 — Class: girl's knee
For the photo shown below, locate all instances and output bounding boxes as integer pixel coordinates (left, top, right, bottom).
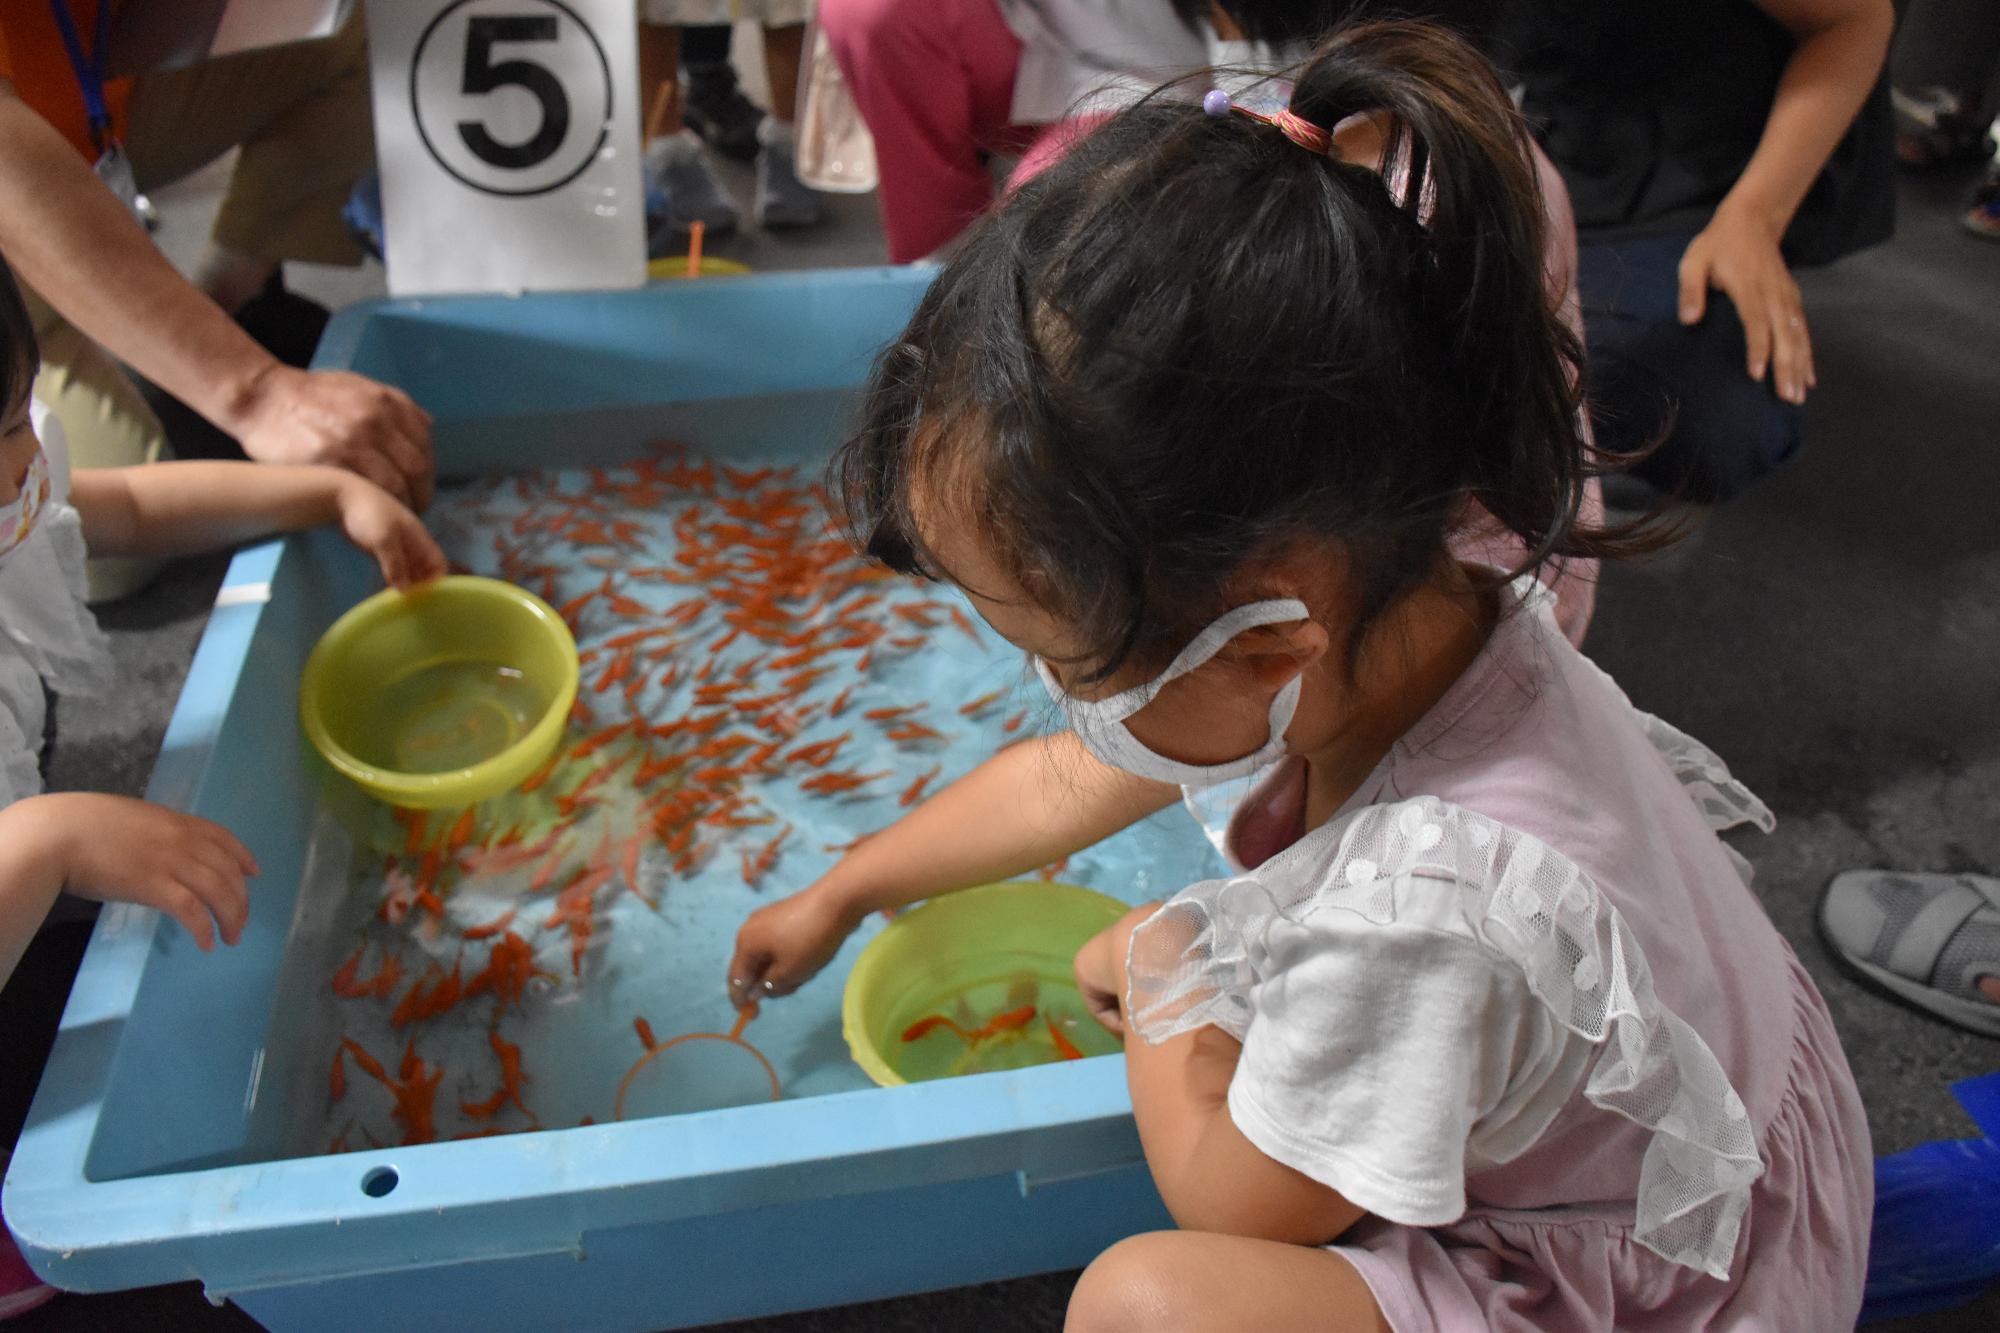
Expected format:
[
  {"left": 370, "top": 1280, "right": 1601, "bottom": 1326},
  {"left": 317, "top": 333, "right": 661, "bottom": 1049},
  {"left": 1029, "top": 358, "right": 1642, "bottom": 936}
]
[{"left": 1065, "top": 1233, "right": 1184, "bottom": 1333}]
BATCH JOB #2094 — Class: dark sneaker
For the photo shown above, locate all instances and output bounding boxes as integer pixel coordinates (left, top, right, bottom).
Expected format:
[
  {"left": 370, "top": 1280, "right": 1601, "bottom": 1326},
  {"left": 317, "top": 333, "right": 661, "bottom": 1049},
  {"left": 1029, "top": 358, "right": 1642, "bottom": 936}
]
[
  {"left": 1893, "top": 85, "right": 1988, "bottom": 169},
  {"left": 684, "top": 61, "right": 764, "bottom": 164}
]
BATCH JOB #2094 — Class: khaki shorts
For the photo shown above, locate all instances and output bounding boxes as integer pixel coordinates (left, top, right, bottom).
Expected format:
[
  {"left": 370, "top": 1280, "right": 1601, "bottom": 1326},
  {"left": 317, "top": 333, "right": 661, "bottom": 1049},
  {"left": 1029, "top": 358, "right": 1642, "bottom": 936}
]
[{"left": 124, "top": 8, "right": 373, "bottom": 268}]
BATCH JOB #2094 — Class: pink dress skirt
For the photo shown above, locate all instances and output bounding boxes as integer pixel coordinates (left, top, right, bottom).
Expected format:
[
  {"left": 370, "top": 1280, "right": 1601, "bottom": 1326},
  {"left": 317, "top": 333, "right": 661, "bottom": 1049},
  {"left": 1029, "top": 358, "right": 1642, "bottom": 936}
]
[{"left": 1333, "top": 944, "right": 1871, "bottom": 1332}]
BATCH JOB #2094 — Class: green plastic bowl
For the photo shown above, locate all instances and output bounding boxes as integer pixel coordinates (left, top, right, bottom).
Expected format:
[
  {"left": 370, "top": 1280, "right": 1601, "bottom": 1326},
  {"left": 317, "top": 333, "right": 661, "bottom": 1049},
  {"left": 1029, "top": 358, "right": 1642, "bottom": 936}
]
[
  {"left": 299, "top": 576, "right": 579, "bottom": 810},
  {"left": 842, "top": 881, "right": 1129, "bottom": 1087}
]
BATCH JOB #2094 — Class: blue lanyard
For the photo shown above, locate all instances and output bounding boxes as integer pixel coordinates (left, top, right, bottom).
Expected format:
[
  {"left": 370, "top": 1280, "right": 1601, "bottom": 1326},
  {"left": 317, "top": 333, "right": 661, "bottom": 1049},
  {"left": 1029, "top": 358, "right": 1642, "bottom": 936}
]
[{"left": 47, "top": 0, "right": 114, "bottom": 151}]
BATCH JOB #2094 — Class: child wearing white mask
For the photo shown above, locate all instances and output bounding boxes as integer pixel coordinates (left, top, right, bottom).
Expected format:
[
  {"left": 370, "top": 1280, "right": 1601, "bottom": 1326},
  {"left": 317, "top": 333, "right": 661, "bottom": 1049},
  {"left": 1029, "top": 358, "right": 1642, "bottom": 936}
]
[
  {"left": 0, "top": 257, "right": 446, "bottom": 987},
  {"left": 727, "top": 23, "right": 1871, "bottom": 1332}
]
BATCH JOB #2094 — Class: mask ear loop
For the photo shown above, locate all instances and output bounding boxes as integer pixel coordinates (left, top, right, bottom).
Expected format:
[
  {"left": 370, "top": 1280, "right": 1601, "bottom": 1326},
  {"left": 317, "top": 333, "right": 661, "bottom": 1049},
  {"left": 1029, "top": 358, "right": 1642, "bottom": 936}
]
[{"left": 1035, "top": 599, "right": 1311, "bottom": 725}]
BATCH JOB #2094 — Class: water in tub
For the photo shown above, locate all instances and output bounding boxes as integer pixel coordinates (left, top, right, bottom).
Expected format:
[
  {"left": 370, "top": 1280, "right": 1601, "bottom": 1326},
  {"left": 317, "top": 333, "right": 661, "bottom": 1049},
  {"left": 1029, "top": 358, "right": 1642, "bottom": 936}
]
[{"left": 248, "top": 432, "right": 1226, "bottom": 1159}]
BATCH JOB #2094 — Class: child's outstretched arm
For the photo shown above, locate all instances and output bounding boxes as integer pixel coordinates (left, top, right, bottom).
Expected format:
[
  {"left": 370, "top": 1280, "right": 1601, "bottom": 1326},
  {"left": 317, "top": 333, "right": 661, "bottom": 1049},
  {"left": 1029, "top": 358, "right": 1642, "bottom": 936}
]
[
  {"left": 0, "top": 793, "right": 257, "bottom": 986},
  {"left": 725, "top": 730, "right": 1179, "bottom": 1007},
  {"left": 1076, "top": 913, "right": 1367, "bottom": 1248},
  {"left": 71, "top": 462, "right": 447, "bottom": 588}
]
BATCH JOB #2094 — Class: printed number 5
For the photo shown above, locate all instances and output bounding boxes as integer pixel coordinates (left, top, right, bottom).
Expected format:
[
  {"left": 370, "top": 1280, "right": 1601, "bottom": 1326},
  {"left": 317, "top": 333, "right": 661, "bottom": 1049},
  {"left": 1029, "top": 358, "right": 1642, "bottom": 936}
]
[{"left": 458, "top": 15, "right": 569, "bottom": 170}]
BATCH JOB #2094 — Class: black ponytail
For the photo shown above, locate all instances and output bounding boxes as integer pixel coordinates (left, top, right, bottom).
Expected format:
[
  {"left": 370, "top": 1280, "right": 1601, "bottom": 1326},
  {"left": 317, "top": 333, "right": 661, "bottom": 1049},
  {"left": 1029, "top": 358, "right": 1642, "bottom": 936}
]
[
  {"left": 1286, "top": 22, "right": 1609, "bottom": 579},
  {"left": 839, "top": 21, "right": 1658, "bottom": 683}
]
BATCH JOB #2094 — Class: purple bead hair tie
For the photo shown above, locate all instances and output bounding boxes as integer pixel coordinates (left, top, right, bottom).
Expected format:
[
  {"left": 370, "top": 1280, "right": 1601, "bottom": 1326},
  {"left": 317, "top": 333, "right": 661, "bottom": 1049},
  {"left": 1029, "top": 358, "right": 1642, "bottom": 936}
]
[{"left": 1203, "top": 86, "right": 1332, "bottom": 155}]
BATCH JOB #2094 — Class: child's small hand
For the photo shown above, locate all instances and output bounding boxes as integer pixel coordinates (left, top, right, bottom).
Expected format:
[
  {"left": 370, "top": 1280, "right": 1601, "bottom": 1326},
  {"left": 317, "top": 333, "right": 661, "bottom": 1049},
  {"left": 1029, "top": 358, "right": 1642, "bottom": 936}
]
[
  {"left": 32, "top": 794, "right": 259, "bottom": 950},
  {"left": 336, "top": 477, "right": 448, "bottom": 590},
  {"left": 1074, "top": 902, "right": 1161, "bottom": 1038},
  {"left": 726, "top": 885, "right": 859, "bottom": 1008}
]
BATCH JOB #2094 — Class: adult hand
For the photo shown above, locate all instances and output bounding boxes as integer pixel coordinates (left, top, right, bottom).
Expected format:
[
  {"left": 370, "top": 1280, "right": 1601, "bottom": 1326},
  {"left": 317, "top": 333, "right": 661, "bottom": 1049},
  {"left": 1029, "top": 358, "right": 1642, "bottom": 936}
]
[
  {"left": 227, "top": 364, "right": 436, "bottom": 508},
  {"left": 32, "top": 793, "right": 259, "bottom": 950},
  {"left": 1678, "top": 200, "right": 1816, "bottom": 406},
  {"left": 335, "top": 476, "right": 449, "bottom": 590},
  {"left": 726, "top": 883, "right": 860, "bottom": 1008}
]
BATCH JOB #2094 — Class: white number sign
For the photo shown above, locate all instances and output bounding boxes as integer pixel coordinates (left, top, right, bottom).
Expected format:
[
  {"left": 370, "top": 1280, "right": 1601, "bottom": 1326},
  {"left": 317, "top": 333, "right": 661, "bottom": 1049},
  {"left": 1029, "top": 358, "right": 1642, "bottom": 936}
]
[{"left": 366, "top": 0, "right": 645, "bottom": 297}]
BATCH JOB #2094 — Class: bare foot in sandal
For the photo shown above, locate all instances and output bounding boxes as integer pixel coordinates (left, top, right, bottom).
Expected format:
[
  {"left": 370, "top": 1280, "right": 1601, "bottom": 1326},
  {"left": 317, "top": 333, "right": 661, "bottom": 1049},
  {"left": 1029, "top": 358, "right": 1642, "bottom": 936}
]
[{"left": 1819, "top": 871, "right": 2000, "bottom": 1035}]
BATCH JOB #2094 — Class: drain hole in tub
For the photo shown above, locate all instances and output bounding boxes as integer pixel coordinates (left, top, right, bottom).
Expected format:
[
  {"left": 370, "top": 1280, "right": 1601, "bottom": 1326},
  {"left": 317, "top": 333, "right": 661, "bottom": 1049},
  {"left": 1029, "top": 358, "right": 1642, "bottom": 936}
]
[{"left": 361, "top": 1166, "right": 399, "bottom": 1198}]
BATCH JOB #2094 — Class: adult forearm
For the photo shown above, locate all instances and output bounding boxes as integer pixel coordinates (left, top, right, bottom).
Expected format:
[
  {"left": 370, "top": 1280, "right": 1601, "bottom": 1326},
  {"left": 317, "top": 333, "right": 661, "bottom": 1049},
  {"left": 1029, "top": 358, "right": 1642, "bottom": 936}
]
[
  {"left": 0, "top": 89, "right": 279, "bottom": 432},
  {"left": 1725, "top": 4, "right": 1894, "bottom": 233}
]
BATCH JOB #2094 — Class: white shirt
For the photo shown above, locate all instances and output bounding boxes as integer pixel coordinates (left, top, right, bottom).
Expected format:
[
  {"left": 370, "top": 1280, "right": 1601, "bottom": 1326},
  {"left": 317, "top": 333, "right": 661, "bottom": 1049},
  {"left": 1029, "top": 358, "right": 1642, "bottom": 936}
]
[
  {"left": 0, "top": 405, "right": 114, "bottom": 806},
  {"left": 1224, "top": 866, "right": 1590, "bottom": 1225},
  {"left": 997, "top": 0, "right": 1209, "bottom": 123}
]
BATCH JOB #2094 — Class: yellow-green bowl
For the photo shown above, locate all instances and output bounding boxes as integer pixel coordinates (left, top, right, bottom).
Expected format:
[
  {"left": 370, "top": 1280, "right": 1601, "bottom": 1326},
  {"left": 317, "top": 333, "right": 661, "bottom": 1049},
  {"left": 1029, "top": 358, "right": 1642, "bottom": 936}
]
[
  {"left": 299, "top": 576, "right": 579, "bottom": 810},
  {"left": 647, "top": 255, "right": 754, "bottom": 281},
  {"left": 842, "top": 881, "right": 1129, "bottom": 1087}
]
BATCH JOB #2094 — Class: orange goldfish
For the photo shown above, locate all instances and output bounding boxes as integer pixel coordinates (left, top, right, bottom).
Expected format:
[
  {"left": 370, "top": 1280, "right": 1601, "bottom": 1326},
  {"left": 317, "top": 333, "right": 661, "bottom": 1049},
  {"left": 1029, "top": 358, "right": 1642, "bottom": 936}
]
[
  {"left": 801, "top": 770, "right": 887, "bottom": 796},
  {"left": 1047, "top": 1012, "right": 1085, "bottom": 1061},
  {"left": 463, "top": 909, "right": 516, "bottom": 941},
  {"left": 898, "top": 765, "right": 943, "bottom": 808}
]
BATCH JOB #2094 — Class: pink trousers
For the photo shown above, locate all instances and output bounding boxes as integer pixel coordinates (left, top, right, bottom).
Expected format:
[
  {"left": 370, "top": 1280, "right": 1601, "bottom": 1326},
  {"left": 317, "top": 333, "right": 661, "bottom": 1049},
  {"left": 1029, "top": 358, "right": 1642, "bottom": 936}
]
[{"left": 819, "top": 0, "right": 1029, "bottom": 263}]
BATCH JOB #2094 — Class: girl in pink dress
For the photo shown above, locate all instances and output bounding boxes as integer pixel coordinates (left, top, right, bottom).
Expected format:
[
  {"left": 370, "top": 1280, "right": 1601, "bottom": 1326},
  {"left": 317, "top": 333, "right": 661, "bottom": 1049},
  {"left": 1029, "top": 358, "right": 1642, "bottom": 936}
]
[{"left": 730, "top": 21, "right": 1872, "bottom": 1329}]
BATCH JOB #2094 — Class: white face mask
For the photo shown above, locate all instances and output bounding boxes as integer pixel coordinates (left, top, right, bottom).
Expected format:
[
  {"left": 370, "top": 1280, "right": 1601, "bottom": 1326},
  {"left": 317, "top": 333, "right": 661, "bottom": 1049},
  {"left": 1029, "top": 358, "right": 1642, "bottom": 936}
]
[
  {"left": 0, "top": 447, "right": 51, "bottom": 565},
  {"left": 1034, "top": 599, "right": 1308, "bottom": 789}
]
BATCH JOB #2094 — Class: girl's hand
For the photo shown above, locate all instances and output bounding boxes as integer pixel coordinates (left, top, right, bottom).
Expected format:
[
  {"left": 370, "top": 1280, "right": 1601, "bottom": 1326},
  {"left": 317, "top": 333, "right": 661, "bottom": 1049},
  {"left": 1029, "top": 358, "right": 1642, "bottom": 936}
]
[
  {"left": 726, "top": 884, "right": 861, "bottom": 1008},
  {"left": 335, "top": 477, "right": 449, "bottom": 590},
  {"left": 32, "top": 793, "right": 259, "bottom": 950},
  {"left": 1074, "top": 902, "right": 1161, "bottom": 1038},
  {"left": 1677, "top": 199, "right": 1815, "bottom": 406}
]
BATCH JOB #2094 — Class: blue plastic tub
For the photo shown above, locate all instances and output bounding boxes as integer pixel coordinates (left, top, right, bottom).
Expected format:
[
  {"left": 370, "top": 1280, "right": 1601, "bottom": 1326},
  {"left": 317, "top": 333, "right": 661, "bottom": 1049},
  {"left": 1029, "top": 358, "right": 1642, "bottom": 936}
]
[{"left": 3, "top": 271, "right": 1210, "bottom": 1331}]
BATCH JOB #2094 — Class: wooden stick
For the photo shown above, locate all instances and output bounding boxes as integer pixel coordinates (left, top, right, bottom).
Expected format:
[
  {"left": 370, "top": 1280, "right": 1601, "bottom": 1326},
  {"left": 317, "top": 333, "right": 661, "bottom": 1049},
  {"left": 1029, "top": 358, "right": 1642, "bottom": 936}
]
[{"left": 646, "top": 84, "right": 675, "bottom": 145}]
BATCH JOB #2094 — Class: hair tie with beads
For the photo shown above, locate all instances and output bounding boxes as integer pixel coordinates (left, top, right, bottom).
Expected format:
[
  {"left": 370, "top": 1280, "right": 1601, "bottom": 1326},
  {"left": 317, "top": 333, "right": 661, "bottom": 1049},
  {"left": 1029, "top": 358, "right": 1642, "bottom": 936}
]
[{"left": 1202, "top": 89, "right": 1333, "bottom": 156}]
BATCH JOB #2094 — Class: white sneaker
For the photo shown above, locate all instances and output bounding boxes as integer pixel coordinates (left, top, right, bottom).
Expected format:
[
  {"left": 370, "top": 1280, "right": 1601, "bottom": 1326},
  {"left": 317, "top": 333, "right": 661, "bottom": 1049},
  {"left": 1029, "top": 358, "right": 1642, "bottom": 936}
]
[{"left": 755, "top": 121, "right": 822, "bottom": 231}]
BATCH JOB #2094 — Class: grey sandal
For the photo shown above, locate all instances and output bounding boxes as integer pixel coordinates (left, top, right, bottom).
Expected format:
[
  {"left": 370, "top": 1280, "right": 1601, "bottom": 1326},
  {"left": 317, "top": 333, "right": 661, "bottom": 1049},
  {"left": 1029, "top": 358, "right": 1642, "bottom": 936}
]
[{"left": 1819, "top": 871, "right": 2000, "bottom": 1037}]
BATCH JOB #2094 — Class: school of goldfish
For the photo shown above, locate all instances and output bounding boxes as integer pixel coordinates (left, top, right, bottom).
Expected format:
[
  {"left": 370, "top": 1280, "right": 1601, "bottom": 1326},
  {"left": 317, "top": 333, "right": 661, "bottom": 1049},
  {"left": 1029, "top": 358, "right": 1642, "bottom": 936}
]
[
  {"left": 317, "top": 445, "right": 1070, "bottom": 1154},
  {"left": 897, "top": 998, "right": 1091, "bottom": 1077}
]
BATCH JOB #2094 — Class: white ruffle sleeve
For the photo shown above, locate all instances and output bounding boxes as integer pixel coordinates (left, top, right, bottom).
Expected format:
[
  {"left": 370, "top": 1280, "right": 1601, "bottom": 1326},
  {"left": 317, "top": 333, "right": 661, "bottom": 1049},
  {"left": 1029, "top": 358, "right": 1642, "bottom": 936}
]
[
  {"left": 1125, "top": 796, "right": 1767, "bottom": 1281},
  {"left": 1219, "top": 899, "right": 1580, "bottom": 1227}
]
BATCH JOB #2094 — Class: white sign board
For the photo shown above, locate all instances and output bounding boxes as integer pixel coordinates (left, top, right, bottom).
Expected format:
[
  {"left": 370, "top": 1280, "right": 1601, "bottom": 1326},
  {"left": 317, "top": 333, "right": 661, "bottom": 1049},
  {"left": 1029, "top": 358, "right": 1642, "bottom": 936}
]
[{"left": 366, "top": 0, "right": 646, "bottom": 297}]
